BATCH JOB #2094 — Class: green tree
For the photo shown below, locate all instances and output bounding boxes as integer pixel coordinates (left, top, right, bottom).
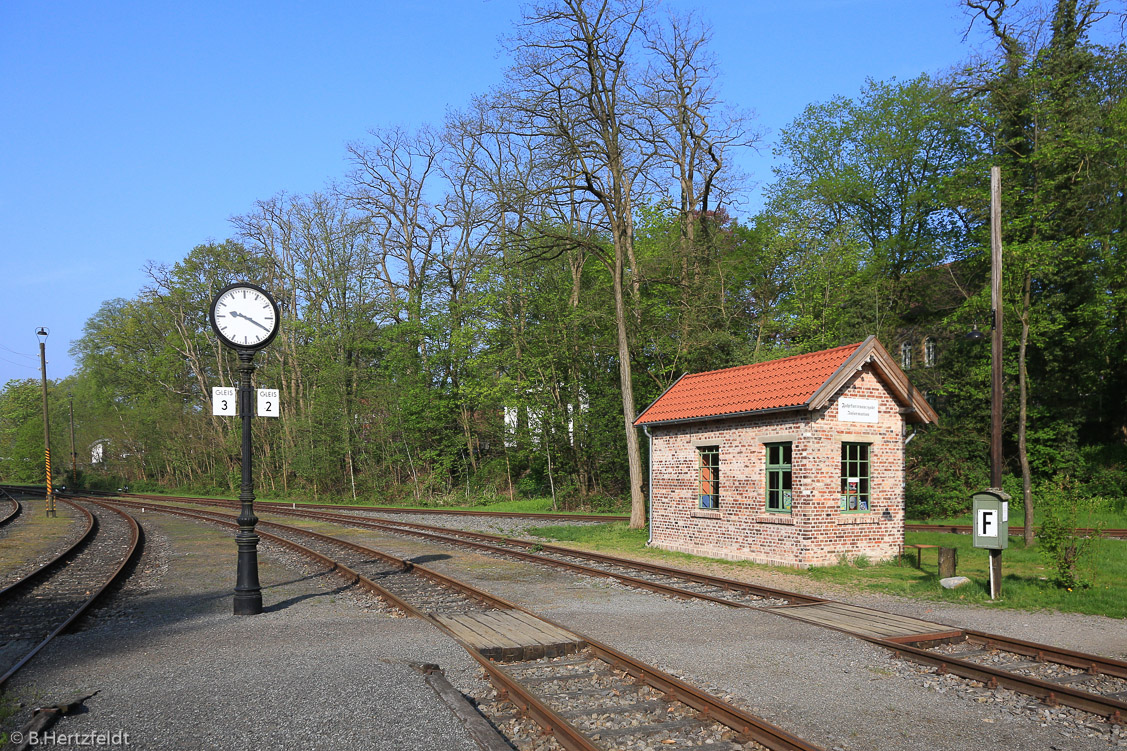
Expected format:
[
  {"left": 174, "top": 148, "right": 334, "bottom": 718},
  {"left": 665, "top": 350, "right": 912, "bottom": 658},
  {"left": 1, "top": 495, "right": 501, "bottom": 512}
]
[
  {"left": 0, "top": 380, "right": 48, "bottom": 483},
  {"left": 961, "top": 0, "right": 1127, "bottom": 540},
  {"left": 764, "top": 76, "right": 980, "bottom": 349}
]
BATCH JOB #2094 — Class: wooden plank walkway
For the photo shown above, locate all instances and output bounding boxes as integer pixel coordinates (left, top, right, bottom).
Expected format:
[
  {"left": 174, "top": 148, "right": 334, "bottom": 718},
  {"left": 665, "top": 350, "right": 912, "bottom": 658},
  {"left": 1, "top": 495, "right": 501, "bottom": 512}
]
[
  {"left": 766, "top": 601, "right": 963, "bottom": 642},
  {"left": 432, "top": 609, "right": 587, "bottom": 662}
]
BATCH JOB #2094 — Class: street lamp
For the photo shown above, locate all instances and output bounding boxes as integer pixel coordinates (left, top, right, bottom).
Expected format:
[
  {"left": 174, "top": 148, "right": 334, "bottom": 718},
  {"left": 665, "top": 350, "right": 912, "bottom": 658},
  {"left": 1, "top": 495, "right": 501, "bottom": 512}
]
[{"left": 36, "top": 327, "right": 55, "bottom": 517}]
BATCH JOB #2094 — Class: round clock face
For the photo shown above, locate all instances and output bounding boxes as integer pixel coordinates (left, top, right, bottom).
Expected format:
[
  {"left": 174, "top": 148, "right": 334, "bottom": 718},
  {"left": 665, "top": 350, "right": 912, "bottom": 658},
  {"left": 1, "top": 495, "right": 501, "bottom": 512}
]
[{"left": 209, "top": 283, "right": 280, "bottom": 350}]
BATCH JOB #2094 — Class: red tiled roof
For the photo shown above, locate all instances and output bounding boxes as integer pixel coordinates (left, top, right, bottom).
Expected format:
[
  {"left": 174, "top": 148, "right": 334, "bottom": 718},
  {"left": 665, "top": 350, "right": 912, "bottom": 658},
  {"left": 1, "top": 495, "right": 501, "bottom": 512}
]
[{"left": 634, "top": 342, "right": 863, "bottom": 426}]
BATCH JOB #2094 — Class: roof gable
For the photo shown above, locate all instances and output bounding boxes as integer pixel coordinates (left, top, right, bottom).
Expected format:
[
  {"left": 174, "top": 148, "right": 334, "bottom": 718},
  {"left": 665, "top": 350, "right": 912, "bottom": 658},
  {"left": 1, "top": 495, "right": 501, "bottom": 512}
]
[{"left": 634, "top": 336, "right": 938, "bottom": 427}]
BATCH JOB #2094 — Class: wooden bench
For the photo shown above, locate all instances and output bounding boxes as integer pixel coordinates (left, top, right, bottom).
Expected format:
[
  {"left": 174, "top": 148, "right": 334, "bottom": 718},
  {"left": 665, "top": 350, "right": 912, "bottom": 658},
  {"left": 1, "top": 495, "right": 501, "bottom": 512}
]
[{"left": 900, "top": 543, "right": 939, "bottom": 568}]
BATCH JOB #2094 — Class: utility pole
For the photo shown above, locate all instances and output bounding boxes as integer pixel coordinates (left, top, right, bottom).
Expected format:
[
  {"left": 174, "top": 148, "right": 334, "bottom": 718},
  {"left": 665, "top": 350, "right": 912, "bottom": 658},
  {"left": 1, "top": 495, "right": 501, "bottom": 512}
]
[
  {"left": 36, "top": 327, "right": 55, "bottom": 517},
  {"left": 989, "top": 166, "right": 1004, "bottom": 599}
]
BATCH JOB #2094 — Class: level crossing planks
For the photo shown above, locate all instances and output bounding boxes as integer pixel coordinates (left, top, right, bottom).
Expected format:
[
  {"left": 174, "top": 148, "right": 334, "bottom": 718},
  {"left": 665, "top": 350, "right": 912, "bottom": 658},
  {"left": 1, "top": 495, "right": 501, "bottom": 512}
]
[
  {"left": 432, "top": 609, "right": 586, "bottom": 661},
  {"left": 766, "top": 601, "right": 963, "bottom": 641}
]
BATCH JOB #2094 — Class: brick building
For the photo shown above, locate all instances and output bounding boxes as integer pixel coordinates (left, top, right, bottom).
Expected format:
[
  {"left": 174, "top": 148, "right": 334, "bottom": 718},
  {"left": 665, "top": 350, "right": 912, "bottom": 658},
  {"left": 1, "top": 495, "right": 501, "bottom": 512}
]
[{"left": 634, "top": 336, "right": 937, "bottom": 568}]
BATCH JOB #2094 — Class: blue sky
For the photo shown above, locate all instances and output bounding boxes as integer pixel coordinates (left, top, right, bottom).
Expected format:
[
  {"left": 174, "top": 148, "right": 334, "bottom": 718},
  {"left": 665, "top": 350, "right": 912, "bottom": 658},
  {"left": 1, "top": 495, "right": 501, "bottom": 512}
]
[{"left": 1, "top": 0, "right": 979, "bottom": 385}]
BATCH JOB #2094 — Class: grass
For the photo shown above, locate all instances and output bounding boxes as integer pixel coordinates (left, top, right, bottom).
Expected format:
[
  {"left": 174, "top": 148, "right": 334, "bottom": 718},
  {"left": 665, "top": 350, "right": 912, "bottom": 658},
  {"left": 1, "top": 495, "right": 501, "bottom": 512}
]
[
  {"left": 281, "top": 494, "right": 627, "bottom": 516},
  {"left": 125, "top": 487, "right": 629, "bottom": 516},
  {"left": 0, "top": 691, "right": 17, "bottom": 739},
  {"left": 0, "top": 693, "right": 14, "bottom": 720},
  {"left": 912, "top": 507, "right": 1127, "bottom": 530},
  {"left": 526, "top": 522, "right": 1127, "bottom": 619},
  {"left": 0, "top": 506, "right": 80, "bottom": 574},
  {"left": 532, "top": 520, "right": 652, "bottom": 549}
]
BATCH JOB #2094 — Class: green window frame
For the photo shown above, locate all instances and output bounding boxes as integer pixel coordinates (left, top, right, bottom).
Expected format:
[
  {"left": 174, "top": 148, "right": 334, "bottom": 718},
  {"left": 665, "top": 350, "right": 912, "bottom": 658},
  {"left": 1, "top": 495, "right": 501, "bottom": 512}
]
[
  {"left": 698, "top": 446, "right": 720, "bottom": 509},
  {"left": 840, "top": 442, "right": 871, "bottom": 513},
  {"left": 765, "top": 442, "right": 792, "bottom": 513}
]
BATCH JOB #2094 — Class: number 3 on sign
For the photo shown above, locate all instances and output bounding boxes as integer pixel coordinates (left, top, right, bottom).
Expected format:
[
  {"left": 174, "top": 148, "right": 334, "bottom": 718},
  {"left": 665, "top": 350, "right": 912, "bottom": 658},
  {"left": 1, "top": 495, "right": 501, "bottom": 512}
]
[
  {"left": 257, "top": 389, "right": 280, "bottom": 418},
  {"left": 212, "top": 387, "right": 237, "bottom": 416}
]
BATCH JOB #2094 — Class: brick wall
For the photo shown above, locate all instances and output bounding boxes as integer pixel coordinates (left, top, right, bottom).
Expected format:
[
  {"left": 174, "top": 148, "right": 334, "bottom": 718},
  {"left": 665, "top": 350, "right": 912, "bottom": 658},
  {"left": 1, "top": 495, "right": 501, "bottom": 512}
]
[{"left": 647, "top": 364, "right": 905, "bottom": 568}]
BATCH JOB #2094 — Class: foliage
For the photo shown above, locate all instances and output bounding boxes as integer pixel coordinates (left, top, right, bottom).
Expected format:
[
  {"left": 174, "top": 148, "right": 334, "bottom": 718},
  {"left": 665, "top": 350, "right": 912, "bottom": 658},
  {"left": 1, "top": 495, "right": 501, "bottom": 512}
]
[
  {"left": 0, "top": 379, "right": 46, "bottom": 482},
  {"left": 1037, "top": 477, "right": 1104, "bottom": 589}
]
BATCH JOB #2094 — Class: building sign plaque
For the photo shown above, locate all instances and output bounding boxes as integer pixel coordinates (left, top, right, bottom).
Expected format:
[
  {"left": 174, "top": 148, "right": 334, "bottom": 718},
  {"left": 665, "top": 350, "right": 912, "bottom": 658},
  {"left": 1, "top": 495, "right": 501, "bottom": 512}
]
[{"left": 839, "top": 397, "right": 878, "bottom": 423}]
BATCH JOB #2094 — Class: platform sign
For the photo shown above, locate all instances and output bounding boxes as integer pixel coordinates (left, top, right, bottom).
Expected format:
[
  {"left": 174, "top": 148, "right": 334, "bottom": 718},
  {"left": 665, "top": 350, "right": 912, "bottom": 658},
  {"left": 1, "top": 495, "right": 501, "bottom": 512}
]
[
  {"left": 257, "top": 388, "right": 279, "bottom": 418},
  {"left": 212, "top": 387, "right": 237, "bottom": 416},
  {"left": 972, "top": 489, "right": 1010, "bottom": 549}
]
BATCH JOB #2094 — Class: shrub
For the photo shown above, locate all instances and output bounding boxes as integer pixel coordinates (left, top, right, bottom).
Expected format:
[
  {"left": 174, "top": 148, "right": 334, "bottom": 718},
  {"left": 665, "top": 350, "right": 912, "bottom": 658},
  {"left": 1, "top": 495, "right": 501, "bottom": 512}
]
[
  {"left": 905, "top": 483, "right": 968, "bottom": 519},
  {"left": 1037, "top": 476, "right": 1103, "bottom": 589}
]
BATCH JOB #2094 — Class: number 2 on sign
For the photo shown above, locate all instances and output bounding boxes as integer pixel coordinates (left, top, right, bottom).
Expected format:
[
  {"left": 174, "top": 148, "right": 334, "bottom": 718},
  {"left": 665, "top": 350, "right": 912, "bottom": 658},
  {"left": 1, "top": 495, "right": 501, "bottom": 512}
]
[{"left": 257, "top": 389, "right": 279, "bottom": 418}]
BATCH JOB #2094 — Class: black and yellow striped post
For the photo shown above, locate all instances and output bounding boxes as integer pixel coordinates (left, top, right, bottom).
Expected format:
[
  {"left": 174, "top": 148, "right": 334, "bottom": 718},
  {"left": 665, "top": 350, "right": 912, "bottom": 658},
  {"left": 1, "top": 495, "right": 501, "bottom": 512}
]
[
  {"left": 37, "top": 327, "right": 56, "bottom": 517},
  {"left": 44, "top": 448, "right": 54, "bottom": 515}
]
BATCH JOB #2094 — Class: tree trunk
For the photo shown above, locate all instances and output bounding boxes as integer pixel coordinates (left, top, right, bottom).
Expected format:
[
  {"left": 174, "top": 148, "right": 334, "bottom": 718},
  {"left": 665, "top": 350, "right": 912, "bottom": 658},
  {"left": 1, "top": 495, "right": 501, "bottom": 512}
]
[
  {"left": 613, "top": 229, "right": 646, "bottom": 529},
  {"left": 1019, "top": 269, "right": 1034, "bottom": 545}
]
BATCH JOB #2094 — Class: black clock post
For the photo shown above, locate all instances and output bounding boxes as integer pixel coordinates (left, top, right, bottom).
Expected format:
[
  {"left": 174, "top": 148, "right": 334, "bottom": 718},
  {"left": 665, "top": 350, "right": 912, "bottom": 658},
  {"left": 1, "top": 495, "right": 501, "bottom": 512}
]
[
  {"left": 233, "top": 348, "right": 262, "bottom": 615},
  {"left": 209, "top": 282, "right": 281, "bottom": 616}
]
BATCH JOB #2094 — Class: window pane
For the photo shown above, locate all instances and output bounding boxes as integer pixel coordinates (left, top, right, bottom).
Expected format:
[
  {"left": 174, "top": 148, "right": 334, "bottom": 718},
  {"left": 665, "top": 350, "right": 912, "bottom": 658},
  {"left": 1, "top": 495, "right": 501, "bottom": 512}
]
[
  {"left": 766, "top": 442, "right": 792, "bottom": 513},
  {"left": 841, "top": 442, "right": 871, "bottom": 513},
  {"left": 699, "top": 446, "right": 720, "bottom": 509}
]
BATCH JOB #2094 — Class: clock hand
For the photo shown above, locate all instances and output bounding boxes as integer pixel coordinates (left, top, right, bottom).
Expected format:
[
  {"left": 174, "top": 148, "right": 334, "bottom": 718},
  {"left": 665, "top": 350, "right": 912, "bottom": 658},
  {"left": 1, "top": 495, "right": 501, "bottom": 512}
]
[
  {"left": 245, "top": 316, "right": 271, "bottom": 333},
  {"left": 229, "top": 310, "right": 271, "bottom": 333}
]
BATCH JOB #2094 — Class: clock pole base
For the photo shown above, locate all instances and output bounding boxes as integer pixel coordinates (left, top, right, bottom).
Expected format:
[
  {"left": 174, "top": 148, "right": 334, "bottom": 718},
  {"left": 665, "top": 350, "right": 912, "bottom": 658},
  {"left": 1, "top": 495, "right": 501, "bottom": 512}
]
[
  {"left": 234, "top": 531, "right": 263, "bottom": 616},
  {"left": 233, "top": 592, "right": 263, "bottom": 616}
]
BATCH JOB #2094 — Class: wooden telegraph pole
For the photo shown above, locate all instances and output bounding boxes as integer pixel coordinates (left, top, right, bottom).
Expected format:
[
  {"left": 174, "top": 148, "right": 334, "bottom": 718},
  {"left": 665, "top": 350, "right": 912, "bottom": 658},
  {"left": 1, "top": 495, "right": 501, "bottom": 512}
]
[{"left": 989, "top": 166, "right": 1004, "bottom": 599}]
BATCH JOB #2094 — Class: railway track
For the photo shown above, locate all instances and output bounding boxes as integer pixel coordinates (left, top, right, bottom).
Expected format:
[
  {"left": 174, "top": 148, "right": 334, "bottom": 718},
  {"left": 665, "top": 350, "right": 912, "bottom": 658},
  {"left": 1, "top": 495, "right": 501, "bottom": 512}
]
[
  {"left": 1, "top": 500, "right": 94, "bottom": 593},
  {"left": 8, "top": 483, "right": 1127, "bottom": 538},
  {"left": 0, "top": 498, "right": 141, "bottom": 687},
  {"left": 94, "top": 496, "right": 822, "bottom": 751},
  {"left": 100, "top": 493, "right": 819, "bottom": 607},
  {"left": 329, "top": 510, "right": 1127, "bottom": 725},
  {"left": 97, "top": 492, "right": 1127, "bottom": 728},
  {"left": 0, "top": 494, "right": 20, "bottom": 528}
]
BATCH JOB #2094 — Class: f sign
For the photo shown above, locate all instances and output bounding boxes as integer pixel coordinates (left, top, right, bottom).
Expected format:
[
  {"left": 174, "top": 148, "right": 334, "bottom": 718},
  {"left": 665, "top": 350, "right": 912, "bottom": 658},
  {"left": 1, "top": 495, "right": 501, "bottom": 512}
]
[{"left": 979, "top": 509, "right": 997, "bottom": 538}]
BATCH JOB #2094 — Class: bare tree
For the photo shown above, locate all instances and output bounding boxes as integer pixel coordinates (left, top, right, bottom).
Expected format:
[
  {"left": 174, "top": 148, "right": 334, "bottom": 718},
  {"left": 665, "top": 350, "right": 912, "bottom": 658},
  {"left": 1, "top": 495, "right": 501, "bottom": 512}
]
[
  {"left": 232, "top": 191, "right": 378, "bottom": 496},
  {"left": 435, "top": 116, "right": 504, "bottom": 472},
  {"left": 500, "top": 0, "right": 655, "bottom": 527},
  {"left": 343, "top": 126, "right": 445, "bottom": 367},
  {"left": 640, "top": 10, "right": 759, "bottom": 353}
]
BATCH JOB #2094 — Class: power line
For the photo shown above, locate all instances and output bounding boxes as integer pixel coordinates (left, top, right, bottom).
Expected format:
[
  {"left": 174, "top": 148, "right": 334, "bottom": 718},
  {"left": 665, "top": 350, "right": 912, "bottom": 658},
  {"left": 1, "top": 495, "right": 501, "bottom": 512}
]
[
  {"left": 0, "top": 355, "right": 39, "bottom": 370},
  {"left": 0, "top": 343, "right": 37, "bottom": 360}
]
